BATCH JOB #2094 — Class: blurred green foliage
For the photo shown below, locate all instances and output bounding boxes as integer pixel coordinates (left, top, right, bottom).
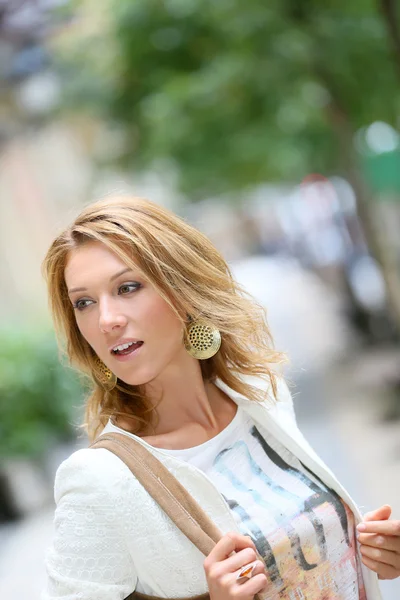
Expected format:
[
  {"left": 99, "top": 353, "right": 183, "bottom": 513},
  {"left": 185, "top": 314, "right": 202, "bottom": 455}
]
[
  {"left": 0, "top": 327, "right": 84, "bottom": 459},
  {"left": 54, "top": 0, "right": 400, "bottom": 198}
]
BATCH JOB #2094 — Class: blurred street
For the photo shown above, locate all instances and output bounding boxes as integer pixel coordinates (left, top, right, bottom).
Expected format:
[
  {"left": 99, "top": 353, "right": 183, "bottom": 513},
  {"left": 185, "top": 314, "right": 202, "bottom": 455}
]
[
  {"left": 1, "top": 2, "right": 400, "bottom": 599},
  {"left": 1, "top": 346, "right": 399, "bottom": 599}
]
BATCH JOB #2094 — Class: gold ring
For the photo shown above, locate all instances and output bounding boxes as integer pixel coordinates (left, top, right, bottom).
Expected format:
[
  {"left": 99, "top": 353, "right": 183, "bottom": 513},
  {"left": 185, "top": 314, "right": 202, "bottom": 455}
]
[{"left": 236, "top": 561, "right": 256, "bottom": 583}]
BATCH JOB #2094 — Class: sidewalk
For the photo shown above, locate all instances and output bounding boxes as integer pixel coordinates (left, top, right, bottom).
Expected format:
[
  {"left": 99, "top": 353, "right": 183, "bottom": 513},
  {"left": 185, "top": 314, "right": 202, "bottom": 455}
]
[
  {"left": 1, "top": 348, "right": 400, "bottom": 599},
  {"left": 0, "top": 505, "right": 55, "bottom": 597}
]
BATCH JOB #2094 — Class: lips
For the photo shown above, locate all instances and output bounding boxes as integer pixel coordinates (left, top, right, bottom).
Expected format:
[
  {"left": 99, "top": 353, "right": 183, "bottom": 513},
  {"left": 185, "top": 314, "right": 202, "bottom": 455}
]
[
  {"left": 112, "top": 341, "right": 143, "bottom": 355},
  {"left": 111, "top": 341, "right": 144, "bottom": 363}
]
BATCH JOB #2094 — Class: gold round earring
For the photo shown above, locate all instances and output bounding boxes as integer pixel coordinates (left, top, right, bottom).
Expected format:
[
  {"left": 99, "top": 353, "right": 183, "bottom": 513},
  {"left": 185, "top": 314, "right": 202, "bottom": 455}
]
[
  {"left": 92, "top": 356, "right": 117, "bottom": 392},
  {"left": 184, "top": 318, "right": 221, "bottom": 360}
]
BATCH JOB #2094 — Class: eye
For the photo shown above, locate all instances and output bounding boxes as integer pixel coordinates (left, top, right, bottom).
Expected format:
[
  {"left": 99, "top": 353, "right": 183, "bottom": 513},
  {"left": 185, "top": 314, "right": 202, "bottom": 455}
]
[
  {"left": 72, "top": 298, "right": 93, "bottom": 311},
  {"left": 118, "top": 282, "right": 141, "bottom": 295}
]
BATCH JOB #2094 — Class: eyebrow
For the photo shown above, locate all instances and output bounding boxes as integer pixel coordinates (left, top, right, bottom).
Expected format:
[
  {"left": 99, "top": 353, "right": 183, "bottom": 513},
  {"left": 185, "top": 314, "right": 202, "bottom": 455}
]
[{"left": 67, "top": 268, "right": 135, "bottom": 294}]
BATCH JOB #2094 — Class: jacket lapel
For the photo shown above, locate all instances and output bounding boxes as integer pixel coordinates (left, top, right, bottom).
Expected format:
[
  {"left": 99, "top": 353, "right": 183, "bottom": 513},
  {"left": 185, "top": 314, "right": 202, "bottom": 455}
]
[
  {"left": 214, "top": 376, "right": 382, "bottom": 600},
  {"left": 214, "top": 376, "right": 363, "bottom": 520}
]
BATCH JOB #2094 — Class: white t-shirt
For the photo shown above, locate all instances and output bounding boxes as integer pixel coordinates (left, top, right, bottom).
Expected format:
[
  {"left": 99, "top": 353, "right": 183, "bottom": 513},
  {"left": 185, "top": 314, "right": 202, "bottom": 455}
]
[{"left": 163, "top": 406, "right": 366, "bottom": 600}]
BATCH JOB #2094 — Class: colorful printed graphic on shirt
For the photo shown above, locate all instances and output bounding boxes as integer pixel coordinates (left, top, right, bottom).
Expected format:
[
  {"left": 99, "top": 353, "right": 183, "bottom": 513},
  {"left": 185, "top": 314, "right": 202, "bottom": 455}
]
[{"left": 212, "top": 423, "right": 366, "bottom": 600}]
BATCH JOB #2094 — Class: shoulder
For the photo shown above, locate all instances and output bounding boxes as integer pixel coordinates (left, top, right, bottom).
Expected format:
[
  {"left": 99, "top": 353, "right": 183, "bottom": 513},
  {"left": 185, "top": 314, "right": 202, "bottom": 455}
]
[
  {"left": 272, "top": 374, "right": 293, "bottom": 402},
  {"left": 262, "top": 373, "right": 297, "bottom": 423},
  {"left": 242, "top": 372, "right": 298, "bottom": 425},
  {"left": 241, "top": 372, "right": 295, "bottom": 409},
  {"left": 54, "top": 446, "right": 134, "bottom": 505}
]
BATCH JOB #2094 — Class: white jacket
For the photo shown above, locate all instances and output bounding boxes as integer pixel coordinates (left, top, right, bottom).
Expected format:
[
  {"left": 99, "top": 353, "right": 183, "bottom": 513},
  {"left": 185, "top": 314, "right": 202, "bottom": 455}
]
[{"left": 42, "top": 376, "right": 382, "bottom": 600}]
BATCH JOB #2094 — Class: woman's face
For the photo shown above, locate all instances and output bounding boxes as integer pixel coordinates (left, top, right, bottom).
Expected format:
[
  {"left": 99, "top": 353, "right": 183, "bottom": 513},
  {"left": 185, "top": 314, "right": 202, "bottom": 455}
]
[{"left": 64, "top": 241, "right": 186, "bottom": 386}]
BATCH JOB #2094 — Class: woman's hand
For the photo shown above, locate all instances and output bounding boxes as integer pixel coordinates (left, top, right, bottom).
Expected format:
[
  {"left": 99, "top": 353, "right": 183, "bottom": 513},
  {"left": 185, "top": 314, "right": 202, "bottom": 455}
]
[
  {"left": 357, "top": 505, "right": 400, "bottom": 580},
  {"left": 204, "top": 532, "right": 268, "bottom": 600}
]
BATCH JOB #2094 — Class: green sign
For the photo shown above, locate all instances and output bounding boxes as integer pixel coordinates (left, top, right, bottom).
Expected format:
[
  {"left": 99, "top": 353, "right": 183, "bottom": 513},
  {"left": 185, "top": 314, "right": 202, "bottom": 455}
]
[{"left": 362, "top": 150, "right": 400, "bottom": 195}]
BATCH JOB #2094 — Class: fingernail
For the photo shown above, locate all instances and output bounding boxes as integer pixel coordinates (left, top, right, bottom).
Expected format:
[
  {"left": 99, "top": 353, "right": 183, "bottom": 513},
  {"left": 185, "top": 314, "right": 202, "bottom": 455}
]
[{"left": 357, "top": 523, "right": 366, "bottom": 532}]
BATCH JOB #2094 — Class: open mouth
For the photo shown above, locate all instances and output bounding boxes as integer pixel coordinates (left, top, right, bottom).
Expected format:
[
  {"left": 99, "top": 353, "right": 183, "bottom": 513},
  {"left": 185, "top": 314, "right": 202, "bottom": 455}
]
[{"left": 112, "top": 341, "right": 143, "bottom": 356}]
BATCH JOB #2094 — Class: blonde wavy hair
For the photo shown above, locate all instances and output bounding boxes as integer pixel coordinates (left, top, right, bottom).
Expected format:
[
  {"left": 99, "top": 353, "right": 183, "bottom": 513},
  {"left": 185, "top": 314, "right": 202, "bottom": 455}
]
[{"left": 42, "top": 196, "right": 287, "bottom": 443}]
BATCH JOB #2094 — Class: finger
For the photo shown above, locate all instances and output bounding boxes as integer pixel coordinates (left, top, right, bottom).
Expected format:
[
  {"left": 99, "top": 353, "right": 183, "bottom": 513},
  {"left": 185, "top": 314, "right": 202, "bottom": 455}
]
[
  {"left": 236, "top": 572, "right": 269, "bottom": 596},
  {"left": 246, "top": 559, "right": 266, "bottom": 580},
  {"left": 218, "top": 559, "right": 266, "bottom": 592},
  {"left": 359, "top": 544, "right": 400, "bottom": 570},
  {"left": 357, "top": 520, "right": 400, "bottom": 536},
  {"left": 233, "top": 560, "right": 266, "bottom": 586},
  {"left": 363, "top": 505, "right": 392, "bottom": 522},
  {"left": 357, "top": 533, "right": 400, "bottom": 553},
  {"left": 360, "top": 555, "right": 399, "bottom": 580},
  {"left": 221, "top": 547, "right": 258, "bottom": 573},
  {"left": 205, "top": 532, "right": 256, "bottom": 565},
  {"left": 242, "top": 559, "right": 265, "bottom": 578}
]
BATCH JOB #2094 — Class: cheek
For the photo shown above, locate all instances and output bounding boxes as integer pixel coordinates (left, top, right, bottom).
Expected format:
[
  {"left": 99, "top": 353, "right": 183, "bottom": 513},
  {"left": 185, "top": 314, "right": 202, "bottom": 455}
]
[
  {"left": 144, "top": 298, "right": 183, "bottom": 342},
  {"left": 74, "top": 312, "right": 98, "bottom": 348}
]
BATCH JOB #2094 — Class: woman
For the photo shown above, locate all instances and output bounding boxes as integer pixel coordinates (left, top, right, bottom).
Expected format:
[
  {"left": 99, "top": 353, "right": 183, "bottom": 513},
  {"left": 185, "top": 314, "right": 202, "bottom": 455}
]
[{"left": 42, "top": 196, "right": 399, "bottom": 600}]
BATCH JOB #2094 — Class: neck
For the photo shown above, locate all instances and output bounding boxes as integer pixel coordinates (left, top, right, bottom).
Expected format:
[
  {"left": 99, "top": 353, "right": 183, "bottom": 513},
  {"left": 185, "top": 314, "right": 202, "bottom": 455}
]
[{"left": 143, "top": 352, "right": 220, "bottom": 435}]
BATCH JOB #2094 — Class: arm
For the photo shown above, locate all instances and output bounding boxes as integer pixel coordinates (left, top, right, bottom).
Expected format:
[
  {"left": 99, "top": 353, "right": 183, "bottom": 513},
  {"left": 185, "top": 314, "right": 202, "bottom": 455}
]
[{"left": 41, "top": 448, "right": 137, "bottom": 600}]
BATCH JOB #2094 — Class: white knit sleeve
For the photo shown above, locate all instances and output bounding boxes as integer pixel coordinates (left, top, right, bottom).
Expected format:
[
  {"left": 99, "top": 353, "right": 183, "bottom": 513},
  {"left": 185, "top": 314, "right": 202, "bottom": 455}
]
[{"left": 41, "top": 448, "right": 137, "bottom": 600}]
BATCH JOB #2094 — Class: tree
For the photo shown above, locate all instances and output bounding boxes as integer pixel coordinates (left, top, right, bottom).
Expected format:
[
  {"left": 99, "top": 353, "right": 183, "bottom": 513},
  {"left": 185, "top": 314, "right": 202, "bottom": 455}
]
[
  {"left": 54, "top": 0, "right": 400, "bottom": 197},
  {"left": 53, "top": 1, "right": 400, "bottom": 340}
]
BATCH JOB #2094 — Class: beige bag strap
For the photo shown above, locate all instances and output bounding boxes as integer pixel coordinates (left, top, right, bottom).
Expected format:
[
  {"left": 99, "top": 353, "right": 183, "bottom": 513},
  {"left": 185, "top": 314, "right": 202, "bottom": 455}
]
[
  {"left": 90, "top": 432, "right": 264, "bottom": 600},
  {"left": 89, "top": 432, "right": 223, "bottom": 556}
]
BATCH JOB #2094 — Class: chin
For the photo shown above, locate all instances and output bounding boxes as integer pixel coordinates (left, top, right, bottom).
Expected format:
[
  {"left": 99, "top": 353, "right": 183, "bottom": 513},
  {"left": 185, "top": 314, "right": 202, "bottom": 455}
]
[
  {"left": 117, "top": 375, "right": 146, "bottom": 387},
  {"left": 117, "top": 369, "right": 158, "bottom": 388}
]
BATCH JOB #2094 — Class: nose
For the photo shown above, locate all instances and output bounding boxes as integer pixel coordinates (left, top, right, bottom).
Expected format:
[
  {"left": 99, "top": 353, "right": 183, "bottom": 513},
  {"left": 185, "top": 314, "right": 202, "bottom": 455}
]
[{"left": 98, "top": 298, "right": 128, "bottom": 333}]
